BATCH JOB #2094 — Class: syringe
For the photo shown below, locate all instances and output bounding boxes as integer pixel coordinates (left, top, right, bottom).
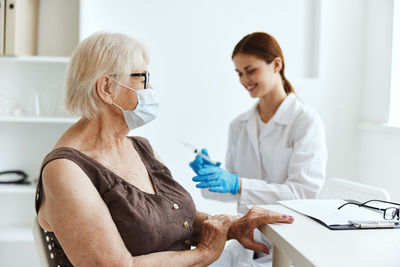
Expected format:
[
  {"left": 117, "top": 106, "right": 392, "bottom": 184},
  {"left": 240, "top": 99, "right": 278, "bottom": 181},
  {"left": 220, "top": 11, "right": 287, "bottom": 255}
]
[{"left": 178, "top": 140, "right": 219, "bottom": 166}]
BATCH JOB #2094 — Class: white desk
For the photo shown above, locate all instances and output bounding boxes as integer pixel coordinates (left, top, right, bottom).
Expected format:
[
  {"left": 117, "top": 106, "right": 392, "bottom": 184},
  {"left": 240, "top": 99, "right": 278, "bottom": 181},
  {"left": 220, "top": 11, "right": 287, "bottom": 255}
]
[{"left": 257, "top": 205, "right": 400, "bottom": 267}]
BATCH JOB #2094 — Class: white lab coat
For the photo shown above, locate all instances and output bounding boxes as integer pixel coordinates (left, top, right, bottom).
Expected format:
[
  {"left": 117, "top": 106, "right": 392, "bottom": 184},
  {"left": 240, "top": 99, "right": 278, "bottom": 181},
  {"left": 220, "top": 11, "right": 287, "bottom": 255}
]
[{"left": 206, "top": 93, "right": 328, "bottom": 266}]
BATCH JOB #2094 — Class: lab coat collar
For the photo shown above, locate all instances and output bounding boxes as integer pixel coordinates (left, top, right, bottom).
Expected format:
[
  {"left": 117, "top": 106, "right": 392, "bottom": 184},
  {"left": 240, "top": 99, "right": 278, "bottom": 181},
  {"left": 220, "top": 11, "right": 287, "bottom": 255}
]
[
  {"left": 237, "top": 93, "right": 299, "bottom": 125},
  {"left": 273, "top": 93, "right": 298, "bottom": 125},
  {"left": 236, "top": 103, "right": 257, "bottom": 122}
]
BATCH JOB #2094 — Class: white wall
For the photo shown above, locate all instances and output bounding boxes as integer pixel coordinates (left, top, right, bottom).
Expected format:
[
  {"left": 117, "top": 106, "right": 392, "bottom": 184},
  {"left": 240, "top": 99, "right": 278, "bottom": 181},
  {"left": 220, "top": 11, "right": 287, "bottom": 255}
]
[
  {"left": 314, "top": 0, "right": 366, "bottom": 180},
  {"left": 75, "top": 0, "right": 399, "bottom": 214},
  {"left": 357, "top": 0, "right": 400, "bottom": 202},
  {"left": 358, "top": 126, "right": 400, "bottom": 202},
  {"left": 361, "top": 0, "right": 393, "bottom": 124}
]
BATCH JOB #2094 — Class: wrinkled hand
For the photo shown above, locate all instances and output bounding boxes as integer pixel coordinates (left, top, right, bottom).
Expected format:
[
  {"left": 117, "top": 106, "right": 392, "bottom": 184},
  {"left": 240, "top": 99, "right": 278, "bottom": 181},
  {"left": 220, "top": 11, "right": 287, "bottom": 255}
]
[
  {"left": 196, "top": 214, "right": 234, "bottom": 264},
  {"left": 189, "top": 148, "right": 221, "bottom": 175},
  {"left": 192, "top": 165, "right": 240, "bottom": 195},
  {"left": 228, "top": 206, "right": 294, "bottom": 254}
]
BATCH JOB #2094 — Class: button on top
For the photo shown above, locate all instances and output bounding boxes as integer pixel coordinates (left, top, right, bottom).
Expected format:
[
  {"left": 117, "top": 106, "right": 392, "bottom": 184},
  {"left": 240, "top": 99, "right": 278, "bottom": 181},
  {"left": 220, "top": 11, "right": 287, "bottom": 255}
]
[
  {"left": 183, "top": 221, "right": 189, "bottom": 228},
  {"left": 173, "top": 203, "right": 179, "bottom": 210}
]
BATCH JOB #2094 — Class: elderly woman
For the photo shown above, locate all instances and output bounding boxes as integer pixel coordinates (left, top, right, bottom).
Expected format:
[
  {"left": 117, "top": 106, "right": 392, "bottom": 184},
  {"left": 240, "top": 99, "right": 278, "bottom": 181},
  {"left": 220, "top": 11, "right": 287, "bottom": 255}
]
[{"left": 35, "top": 32, "right": 294, "bottom": 266}]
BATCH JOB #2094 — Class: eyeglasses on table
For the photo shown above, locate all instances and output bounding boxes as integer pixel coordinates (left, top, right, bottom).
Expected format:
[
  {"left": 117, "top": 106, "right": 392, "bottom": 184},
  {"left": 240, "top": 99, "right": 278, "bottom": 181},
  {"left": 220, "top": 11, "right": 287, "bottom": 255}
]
[{"left": 338, "top": 199, "right": 400, "bottom": 220}]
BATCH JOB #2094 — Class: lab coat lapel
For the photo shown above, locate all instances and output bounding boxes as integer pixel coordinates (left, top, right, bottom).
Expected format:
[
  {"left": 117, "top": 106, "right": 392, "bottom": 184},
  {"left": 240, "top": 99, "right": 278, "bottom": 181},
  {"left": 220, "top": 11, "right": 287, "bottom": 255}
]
[
  {"left": 246, "top": 108, "right": 263, "bottom": 176},
  {"left": 258, "top": 94, "right": 297, "bottom": 141}
]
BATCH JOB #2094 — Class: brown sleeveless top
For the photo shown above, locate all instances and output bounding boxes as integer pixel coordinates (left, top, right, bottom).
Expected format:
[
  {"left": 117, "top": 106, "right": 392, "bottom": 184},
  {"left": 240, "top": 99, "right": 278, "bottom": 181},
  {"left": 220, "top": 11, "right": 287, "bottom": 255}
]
[{"left": 35, "top": 136, "right": 196, "bottom": 266}]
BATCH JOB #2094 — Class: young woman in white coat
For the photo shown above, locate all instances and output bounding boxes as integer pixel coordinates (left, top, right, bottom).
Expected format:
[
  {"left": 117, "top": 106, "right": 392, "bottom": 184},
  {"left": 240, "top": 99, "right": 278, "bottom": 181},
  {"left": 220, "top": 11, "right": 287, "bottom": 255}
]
[{"left": 189, "top": 32, "right": 328, "bottom": 266}]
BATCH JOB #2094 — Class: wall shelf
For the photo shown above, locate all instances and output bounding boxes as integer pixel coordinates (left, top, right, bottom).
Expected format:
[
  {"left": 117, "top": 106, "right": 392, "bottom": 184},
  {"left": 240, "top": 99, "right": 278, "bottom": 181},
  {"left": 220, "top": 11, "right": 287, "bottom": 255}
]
[
  {"left": 0, "top": 185, "right": 36, "bottom": 194},
  {"left": 0, "top": 1, "right": 80, "bottom": 265},
  {"left": 0, "top": 56, "right": 69, "bottom": 64},
  {"left": 0, "top": 116, "right": 78, "bottom": 124},
  {"left": 0, "top": 226, "right": 34, "bottom": 242},
  {"left": 358, "top": 122, "right": 400, "bottom": 136}
]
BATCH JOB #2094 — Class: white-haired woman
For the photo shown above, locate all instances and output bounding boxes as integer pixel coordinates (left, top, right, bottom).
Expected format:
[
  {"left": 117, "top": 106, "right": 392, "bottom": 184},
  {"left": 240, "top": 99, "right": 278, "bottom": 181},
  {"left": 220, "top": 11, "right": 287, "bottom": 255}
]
[{"left": 35, "top": 32, "right": 294, "bottom": 266}]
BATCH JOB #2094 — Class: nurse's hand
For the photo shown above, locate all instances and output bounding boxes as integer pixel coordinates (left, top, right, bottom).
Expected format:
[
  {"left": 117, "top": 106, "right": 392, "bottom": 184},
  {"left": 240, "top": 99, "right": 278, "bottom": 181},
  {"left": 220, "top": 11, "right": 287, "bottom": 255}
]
[
  {"left": 192, "top": 165, "right": 240, "bottom": 195},
  {"left": 228, "top": 206, "right": 294, "bottom": 254},
  {"left": 189, "top": 148, "right": 221, "bottom": 175}
]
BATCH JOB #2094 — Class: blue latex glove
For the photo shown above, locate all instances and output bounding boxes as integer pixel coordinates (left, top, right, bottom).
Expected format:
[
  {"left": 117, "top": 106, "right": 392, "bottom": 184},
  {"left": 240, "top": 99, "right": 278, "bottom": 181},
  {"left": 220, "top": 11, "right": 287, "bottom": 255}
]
[
  {"left": 192, "top": 165, "right": 240, "bottom": 195},
  {"left": 189, "top": 148, "right": 221, "bottom": 175}
]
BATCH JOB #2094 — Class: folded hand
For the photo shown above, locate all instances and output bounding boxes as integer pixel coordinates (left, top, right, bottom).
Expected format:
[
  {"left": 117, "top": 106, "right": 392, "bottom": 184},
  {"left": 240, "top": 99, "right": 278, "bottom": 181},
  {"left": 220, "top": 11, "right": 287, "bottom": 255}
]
[{"left": 228, "top": 206, "right": 294, "bottom": 254}]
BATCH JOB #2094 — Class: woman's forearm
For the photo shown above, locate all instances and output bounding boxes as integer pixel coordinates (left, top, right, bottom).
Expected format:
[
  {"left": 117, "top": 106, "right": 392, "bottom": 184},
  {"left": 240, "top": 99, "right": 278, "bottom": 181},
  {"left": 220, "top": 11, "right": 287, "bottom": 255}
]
[{"left": 131, "top": 248, "right": 210, "bottom": 267}]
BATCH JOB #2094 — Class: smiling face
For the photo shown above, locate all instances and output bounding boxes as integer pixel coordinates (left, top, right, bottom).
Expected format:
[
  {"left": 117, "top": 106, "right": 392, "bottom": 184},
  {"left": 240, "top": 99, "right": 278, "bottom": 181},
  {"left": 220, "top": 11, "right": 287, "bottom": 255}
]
[{"left": 233, "top": 53, "right": 282, "bottom": 98}]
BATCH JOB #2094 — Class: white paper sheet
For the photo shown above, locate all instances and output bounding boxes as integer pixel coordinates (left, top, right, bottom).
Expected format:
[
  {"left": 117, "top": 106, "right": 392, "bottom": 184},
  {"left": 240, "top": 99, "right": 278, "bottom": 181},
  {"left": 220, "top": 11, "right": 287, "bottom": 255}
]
[{"left": 279, "top": 199, "right": 397, "bottom": 225}]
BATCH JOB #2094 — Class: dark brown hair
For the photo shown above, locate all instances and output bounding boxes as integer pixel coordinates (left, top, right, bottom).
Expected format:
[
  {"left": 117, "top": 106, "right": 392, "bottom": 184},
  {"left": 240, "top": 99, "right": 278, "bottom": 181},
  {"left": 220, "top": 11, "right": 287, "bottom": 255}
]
[{"left": 232, "top": 32, "right": 294, "bottom": 94}]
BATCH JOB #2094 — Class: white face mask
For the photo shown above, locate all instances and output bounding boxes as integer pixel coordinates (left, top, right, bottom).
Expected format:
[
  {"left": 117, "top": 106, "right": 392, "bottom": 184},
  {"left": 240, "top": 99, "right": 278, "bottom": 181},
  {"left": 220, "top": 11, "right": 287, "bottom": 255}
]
[{"left": 111, "top": 79, "right": 160, "bottom": 130}]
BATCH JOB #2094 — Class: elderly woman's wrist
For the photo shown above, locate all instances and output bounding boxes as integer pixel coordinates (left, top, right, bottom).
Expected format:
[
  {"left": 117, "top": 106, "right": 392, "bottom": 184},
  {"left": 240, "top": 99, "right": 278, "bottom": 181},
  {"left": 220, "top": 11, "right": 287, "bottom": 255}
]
[
  {"left": 227, "top": 226, "right": 237, "bottom": 240},
  {"left": 227, "top": 215, "right": 241, "bottom": 240}
]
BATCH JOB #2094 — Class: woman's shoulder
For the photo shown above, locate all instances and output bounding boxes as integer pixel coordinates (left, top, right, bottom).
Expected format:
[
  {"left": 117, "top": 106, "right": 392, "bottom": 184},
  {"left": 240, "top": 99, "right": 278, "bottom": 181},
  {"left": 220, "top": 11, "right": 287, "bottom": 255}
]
[
  {"left": 293, "top": 100, "right": 324, "bottom": 126},
  {"left": 289, "top": 100, "right": 325, "bottom": 137},
  {"left": 39, "top": 148, "right": 95, "bottom": 193},
  {"left": 40, "top": 144, "right": 108, "bottom": 191},
  {"left": 42, "top": 156, "right": 87, "bottom": 180},
  {"left": 129, "top": 136, "right": 156, "bottom": 158},
  {"left": 38, "top": 153, "right": 93, "bottom": 206},
  {"left": 129, "top": 136, "right": 153, "bottom": 150},
  {"left": 130, "top": 135, "right": 151, "bottom": 145},
  {"left": 42, "top": 146, "right": 87, "bottom": 166},
  {"left": 229, "top": 105, "right": 257, "bottom": 127}
]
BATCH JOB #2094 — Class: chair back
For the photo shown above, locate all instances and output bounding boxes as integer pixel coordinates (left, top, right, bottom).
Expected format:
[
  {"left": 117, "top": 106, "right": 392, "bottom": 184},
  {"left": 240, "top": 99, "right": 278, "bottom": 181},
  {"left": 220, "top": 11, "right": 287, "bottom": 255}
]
[
  {"left": 32, "top": 216, "right": 52, "bottom": 267},
  {"left": 318, "top": 177, "right": 390, "bottom": 202}
]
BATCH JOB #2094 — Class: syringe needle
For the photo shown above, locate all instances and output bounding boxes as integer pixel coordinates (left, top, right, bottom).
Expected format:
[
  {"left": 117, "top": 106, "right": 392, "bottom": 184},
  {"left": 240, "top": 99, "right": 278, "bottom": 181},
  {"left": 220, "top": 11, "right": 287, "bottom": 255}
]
[{"left": 177, "top": 139, "right": 218, "bottom": 165}]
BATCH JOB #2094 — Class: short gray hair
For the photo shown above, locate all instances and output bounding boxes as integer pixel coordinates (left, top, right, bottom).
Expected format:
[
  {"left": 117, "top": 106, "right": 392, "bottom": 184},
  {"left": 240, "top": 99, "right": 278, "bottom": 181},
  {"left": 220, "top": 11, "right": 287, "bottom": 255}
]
[{"left": 65, "top": 32, "right": 149, "bottom": 119}]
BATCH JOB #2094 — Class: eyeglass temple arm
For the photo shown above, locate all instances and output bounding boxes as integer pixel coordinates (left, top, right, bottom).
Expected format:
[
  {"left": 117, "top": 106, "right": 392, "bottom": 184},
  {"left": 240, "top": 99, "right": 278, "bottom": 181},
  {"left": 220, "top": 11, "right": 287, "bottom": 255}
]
[
  {"left": 337, "top": 202, "right": 383, "bottom": 211},
  {"left": 362, "top": 199, "right": 400, "bottom": 206}
]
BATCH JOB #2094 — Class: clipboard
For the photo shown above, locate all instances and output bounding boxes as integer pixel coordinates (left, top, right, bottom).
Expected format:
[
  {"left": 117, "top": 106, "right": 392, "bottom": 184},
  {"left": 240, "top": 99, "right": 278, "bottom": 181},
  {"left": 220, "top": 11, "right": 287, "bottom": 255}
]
[
  {"left": 305, "top": 216, "right": 400, "bottom": 230},
  {"left": 279, "top": 199, "right": 400, "bottom": 230}
]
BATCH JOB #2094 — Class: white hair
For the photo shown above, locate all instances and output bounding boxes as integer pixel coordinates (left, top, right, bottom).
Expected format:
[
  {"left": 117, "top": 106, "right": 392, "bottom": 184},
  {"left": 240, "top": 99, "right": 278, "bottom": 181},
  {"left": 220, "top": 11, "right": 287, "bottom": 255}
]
[{"left": 65, "top": 32, "right": 149, "bottom": 119}]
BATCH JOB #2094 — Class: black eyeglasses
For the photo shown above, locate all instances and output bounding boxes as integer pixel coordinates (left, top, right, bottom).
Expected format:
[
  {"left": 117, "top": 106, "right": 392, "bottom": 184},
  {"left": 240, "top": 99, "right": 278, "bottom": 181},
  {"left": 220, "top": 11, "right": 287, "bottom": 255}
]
[
  {"left": 130, "top": 72, "right": 150, "bottom": 89},
  {"left": 338, "top": 199, "right": 400, "bottom": 220},
  {"left": 110, "top": 72, "right": 150, "bottom": 89}
]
